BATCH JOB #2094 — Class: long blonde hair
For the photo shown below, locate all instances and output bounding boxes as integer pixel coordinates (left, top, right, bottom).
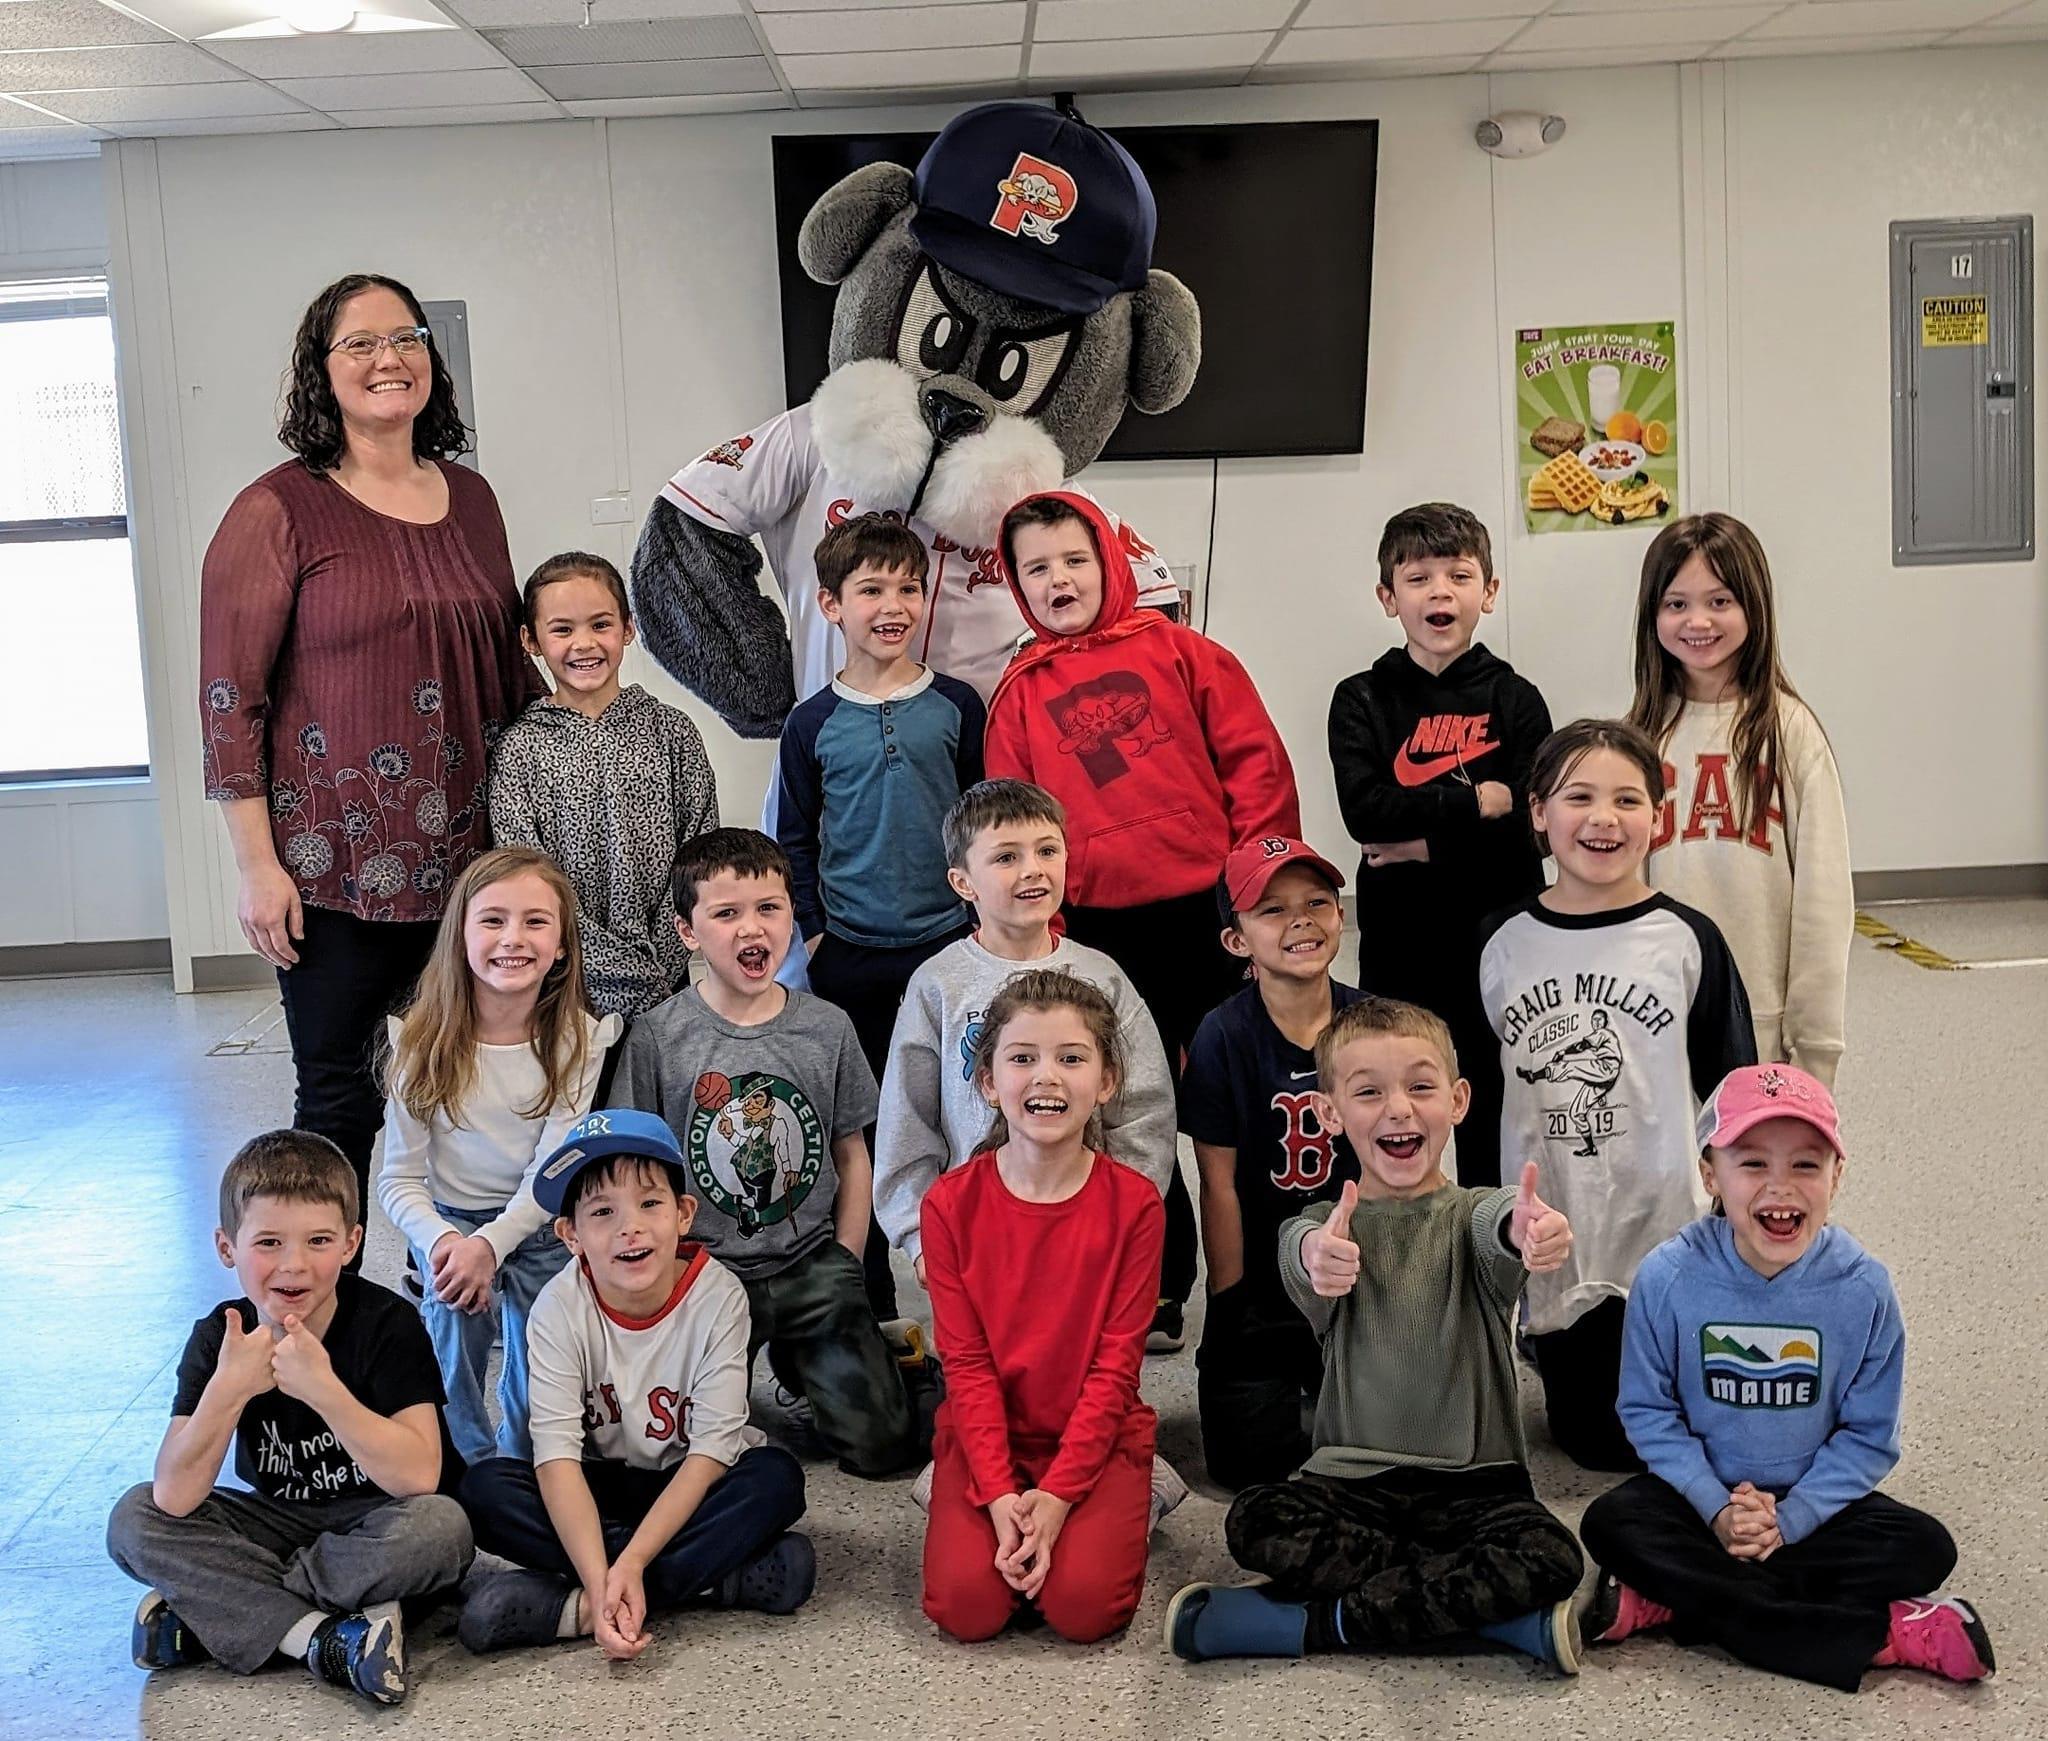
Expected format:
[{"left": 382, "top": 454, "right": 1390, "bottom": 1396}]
[
  {"left": 1628, "top": 513, "right": 1820, "bottom": 838},
  {"left": 385, "top": 847, "right": 593, "bottom": 1127},
  {"left": 971, "top": 968, "right": 1124, "bottom": 1153}
]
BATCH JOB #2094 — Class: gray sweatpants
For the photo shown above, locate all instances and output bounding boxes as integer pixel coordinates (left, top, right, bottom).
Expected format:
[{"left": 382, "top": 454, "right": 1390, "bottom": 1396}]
[{"left": 106, "top": 1483, "right": 473, "bottom": 1674}]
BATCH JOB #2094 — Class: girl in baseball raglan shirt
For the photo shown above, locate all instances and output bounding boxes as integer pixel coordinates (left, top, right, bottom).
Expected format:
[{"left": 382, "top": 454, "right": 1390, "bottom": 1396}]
[{"left": 1478, "top": 720, "right": 1754, "bottom": 1475}]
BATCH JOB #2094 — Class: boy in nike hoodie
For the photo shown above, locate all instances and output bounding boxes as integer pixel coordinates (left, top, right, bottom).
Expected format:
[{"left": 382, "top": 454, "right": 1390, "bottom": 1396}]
[
  {"left": 1327, "top": 503, "right": 1552, "bottom": 1188},
  {"left": 985, "top": 491, "right": 1301, "bottom": 1347},
  {"left": 1581, "top": 1064, "right": 1994, "bottom": 1691}
]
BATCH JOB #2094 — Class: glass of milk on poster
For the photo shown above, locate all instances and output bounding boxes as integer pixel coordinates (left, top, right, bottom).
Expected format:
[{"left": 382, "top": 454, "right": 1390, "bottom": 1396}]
[{"left": 1587, "top": 364, "right": 1622, "bottom": 433}]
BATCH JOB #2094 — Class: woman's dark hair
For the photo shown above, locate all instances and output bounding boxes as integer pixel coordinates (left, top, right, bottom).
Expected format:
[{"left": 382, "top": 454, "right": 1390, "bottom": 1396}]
[{"left": 278, "top": 273, "right": 471, "bottom": 470}]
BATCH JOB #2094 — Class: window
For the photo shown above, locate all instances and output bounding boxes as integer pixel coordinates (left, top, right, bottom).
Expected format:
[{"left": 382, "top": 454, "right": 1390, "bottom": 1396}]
[{"left": 0, "top": 277, "right": 149, "bottom": 782}]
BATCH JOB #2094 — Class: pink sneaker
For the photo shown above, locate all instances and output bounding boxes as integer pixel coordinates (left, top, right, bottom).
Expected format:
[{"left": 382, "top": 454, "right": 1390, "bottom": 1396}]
[
  {"left": 1585, "top": 1572, "right": 1674, "bottom": 1643},
  {"left": 1875, "top": 1597, "right": 1995, "bottom": 1682}
]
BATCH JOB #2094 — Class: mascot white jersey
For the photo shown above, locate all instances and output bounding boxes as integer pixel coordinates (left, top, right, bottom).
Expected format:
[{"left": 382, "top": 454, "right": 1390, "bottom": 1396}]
[{"left": 631, "top": 98, "right": 1201, "bottom": 737}]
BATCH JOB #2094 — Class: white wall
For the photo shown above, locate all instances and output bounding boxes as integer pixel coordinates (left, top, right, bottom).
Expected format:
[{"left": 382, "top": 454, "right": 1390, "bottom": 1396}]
[
  {"left": 0, "top": 156, "right": 170, "bottom": 952},
  {"left": 100, "top": 43, "right": 2048, "bottom": 985}
]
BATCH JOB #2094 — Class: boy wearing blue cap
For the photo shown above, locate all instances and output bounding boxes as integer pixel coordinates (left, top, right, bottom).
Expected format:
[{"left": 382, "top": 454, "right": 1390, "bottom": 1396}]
[{"left": 456, "top": 1109, "right": 814, "bottom": 1658}]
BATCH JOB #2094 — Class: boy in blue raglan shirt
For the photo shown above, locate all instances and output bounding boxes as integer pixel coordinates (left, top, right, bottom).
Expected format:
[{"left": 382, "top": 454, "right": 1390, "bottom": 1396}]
[{"left": 1581, "top": 1064, "right": 1994, "bottom": 1692}]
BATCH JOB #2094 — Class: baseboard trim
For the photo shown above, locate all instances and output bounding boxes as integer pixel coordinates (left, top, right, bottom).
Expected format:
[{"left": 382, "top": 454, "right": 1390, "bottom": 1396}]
[
  {"left": 1854, "top": 864, "right": 2048, "bottom": 903},
  {"left": 191, "top": 952, "right": 278, "bottom": 992},
  {"left": 0, "top": 938, "right": 171, "bottom": 980}
]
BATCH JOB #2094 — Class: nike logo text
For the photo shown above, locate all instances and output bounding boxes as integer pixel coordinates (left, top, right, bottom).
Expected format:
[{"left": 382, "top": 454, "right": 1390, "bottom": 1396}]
[{"left": 1393, "top": 713, "right": 1501, "bottom": 787}]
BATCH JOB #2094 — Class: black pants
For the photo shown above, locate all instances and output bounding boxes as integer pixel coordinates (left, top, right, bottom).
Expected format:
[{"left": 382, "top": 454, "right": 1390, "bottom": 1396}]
[
  {"left": 1197, "top": 1284, "right": 1323, "bottom": 1491},
  {"left": 1357, "top": 939, "right": 1503, "bottom": 1189},
  {"left": 275, "top": 906, "right": 438, "bottom": 1266},
  {"left": 1227, "top": 1464, "right": 1583, "bottom": 1648},
  {"left": 1582, "top": 1474, "right": 1957, "bottom": 1692},
  {"left": 808, "top": 925, "right": 969, "bottom": 1320},
  {"left": 1066, "top": 890, "right": 1243, "bottom": 1305},
  {"left": 461, "top": 1447, "right": 805, "bottom": 1610},
  {"left": 1527, "top": 1295, "right": 1643, "bottom": 1473}
]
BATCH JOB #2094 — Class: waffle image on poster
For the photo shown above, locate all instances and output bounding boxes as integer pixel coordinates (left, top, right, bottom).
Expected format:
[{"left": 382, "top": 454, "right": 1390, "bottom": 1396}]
[{"left": 1516, "top": 322, "right": 1680, "bottom": 533}]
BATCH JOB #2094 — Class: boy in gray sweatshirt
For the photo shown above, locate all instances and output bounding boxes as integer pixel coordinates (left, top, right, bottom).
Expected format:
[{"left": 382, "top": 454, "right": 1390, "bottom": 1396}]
[{"left": 872, "top": 781, "right": 1177, "bottom": 1281}]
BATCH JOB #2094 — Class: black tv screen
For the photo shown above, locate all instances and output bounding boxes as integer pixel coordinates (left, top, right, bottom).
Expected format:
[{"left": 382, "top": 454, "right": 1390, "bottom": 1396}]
[{"left": 770, "top": 119, "right": 1377, "bottom": 462}]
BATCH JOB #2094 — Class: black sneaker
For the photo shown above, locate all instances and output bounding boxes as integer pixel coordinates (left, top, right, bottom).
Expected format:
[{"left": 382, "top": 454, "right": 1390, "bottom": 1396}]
[
  {"left": 458, "top": 1570, "right": 576, "bottom": 1655},
  {"left": 1146, "top": 1298, "right": 1185, "bottom": 1354},
  {"left": 709, "top": 1532, "right": 816, "bottom": 1614},
  {"left": 306, "top": 1604, "right": 406, "bottom": 1705},
  {"left": 132, "top": 1590, "right": 211, "bottom": 1670}
]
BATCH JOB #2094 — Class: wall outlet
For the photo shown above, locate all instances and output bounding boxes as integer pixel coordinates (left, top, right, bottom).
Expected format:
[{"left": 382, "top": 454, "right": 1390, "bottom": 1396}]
[{"left": 589, "top": 494, "right": 632, "bottom": 525}]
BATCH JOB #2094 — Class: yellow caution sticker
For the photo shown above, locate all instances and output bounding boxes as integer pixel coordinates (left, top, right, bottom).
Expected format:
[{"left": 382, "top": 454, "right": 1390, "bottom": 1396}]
[
  {"left": 1854, "top": 911, "right": 1963, "bottom": 971},
  {"left": 1921, "top": 295, "right": 1987, "bottom": 347}
]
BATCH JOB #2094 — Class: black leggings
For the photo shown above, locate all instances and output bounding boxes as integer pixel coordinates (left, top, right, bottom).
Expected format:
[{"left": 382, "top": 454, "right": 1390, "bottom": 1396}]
[
  {"left": 1065, "top": 889, "right": 1245, "bottom": 1305},
  {"left": 1526, "top": 1295, "right": 1644, "bottom": 1473}
]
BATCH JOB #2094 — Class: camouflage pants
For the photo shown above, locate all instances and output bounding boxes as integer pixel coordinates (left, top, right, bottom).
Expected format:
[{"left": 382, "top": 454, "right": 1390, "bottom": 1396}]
[
  {"left": 1226, "top": 1464, "right": 1583, "bottom": 1647},
  {"left": 746, "top": 1239, "right": 929, "bottom": 1478}
]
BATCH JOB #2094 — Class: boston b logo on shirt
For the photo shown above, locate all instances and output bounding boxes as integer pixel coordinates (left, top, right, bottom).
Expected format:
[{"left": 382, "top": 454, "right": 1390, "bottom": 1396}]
[{"left": 1700, "top": 1323, "right": 1822, "bottom": 1409}]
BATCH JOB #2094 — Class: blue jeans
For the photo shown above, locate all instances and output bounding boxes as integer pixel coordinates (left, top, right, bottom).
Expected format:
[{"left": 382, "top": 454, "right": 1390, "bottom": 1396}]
[{"left": 414, "top": 1204, "right": 572, "bottom": 1463}]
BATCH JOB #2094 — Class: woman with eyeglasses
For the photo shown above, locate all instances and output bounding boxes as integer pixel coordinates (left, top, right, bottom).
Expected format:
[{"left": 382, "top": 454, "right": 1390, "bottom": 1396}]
[{"left": 198, "top": 273, "right": 542, "bottom": 1250}]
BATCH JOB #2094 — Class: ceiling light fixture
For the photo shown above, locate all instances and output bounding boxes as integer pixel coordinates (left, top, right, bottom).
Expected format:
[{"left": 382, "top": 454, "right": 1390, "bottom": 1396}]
[{"left": 278, "top": 0, "right": 357, "bottom": 31}]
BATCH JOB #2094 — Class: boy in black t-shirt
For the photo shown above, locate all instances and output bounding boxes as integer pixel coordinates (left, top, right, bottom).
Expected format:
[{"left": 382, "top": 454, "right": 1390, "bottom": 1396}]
[
  {"left": 107, "top": 1131, "right": 472, "bottom": 1707},
  {"left": 1183, "top": 838, "right": 1364, "bottom": 1490}
]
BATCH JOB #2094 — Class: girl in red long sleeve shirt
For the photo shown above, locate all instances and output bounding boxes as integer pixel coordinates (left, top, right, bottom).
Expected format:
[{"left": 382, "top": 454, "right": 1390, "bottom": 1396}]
[{"left": 920, "top": 969, "right": 1165, "bottom": 1644}]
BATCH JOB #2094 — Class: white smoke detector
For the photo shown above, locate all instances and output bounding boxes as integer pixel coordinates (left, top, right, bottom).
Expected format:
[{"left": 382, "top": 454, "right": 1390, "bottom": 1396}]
[{"left": 1475, "top": 113, "right": 1567, "bottom": 159}]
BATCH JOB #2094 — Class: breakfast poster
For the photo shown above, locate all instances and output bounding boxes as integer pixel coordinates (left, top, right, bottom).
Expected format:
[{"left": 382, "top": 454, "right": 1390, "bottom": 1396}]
[{"left": 1516, "top": 322, "right": 1679, "bottom": 534}]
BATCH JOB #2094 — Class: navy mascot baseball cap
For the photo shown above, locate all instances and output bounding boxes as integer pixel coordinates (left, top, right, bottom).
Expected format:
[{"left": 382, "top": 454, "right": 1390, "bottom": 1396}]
[
  {"left": 910, "top": 101, "right": 1157, "bottom": 317},
  {"left": 535, "top": 1108, "right": 685, "bottom": 1217}
]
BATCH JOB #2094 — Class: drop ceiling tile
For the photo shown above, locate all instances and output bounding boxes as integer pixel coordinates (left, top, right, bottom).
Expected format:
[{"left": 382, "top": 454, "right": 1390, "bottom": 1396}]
[
  {"left": 25, "top": 79, "right": 305, "bottom": 120},
  {"left": 1252, "top": 52, "right": 1481, "bottom": 79},
  {"left": 1035, "top": 0, "right": 1293, "bottom": 39},
  {"left": 444, "top": 0, "right": 738, "bottom": 24},
  {"left": 1710, "top": 29, "right": 1945, "bottom": 54},
  {"left": 781, "top": 42, "right": 1018, "bottom": 86},
  {"left": 1748, "top": 0, "right": 2010, "bottom": 35},
  {"left": 1267, "top": 18, "right": 1521, "bottom": 62},
  {"left": 97, "top": 110, "right": 337, "bottom": 133},
  {"left": 763, "top": 2, "right": 1023, "bottom": 54},
  {"left": 0, "top": 94, "right": 91, "bottom": 123},
  {"left": 483, "top": 16, "right": 755, "bottom": 64},
  {"left": 330, "top": 99, "right": 560, "bottom": 122},
  {"left": 0, "top": 44, "right": 243, "bottom": 91},
  {"left": 527, "top": 54, "right": 774, "bottom": 95},
  {"left": 271, "top": 64, "right": 541, "bottom": 105},
  {"left": 1487, "top": 40, "right": 1720, "bottom": 66},
  {"left": 559, "top": 89, "right": 787, "bottom": 113},
  {"left": 0, "top": 1, "right": 178, "bottom": 52},
  {"left": 0, "top": 123, "right": 105, "bottom": 154},
  {"left": 1513, "top": 5, "right": 1778, "bottom": 50},
  {"left": 757, "top": 0, "right": 1003, "bottom": 9},
  {"left": 1551, "top": 0, "right": 1775, "bottom": 10},
  {"left": 1030, "top": 31, "right": 1268, "bottom": 77},
  {"left": 206, "top": 31, "right": 512, "bottom": 77},
  {"left": 1299, "top": 0, "right": 1535, "bottom": 21}
]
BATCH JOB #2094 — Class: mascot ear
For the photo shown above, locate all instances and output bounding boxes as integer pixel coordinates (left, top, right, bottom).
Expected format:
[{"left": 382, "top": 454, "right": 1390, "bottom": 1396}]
[
  {"left": 798, "top": 163, "right": 916, "bottom": 287},
  {"left": 1127, "top": 269, "right": 1202, "bottom": 415}
]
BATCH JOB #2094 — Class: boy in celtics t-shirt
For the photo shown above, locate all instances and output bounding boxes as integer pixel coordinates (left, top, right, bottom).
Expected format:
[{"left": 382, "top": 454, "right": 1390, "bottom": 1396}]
[{"left": 1181, "top": 837, "right": 1362, "bottom": 1492}]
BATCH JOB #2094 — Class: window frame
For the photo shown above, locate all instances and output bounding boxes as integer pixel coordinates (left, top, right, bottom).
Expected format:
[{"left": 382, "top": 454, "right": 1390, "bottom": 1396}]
[{"left": 0, "top": 276, "right": 148, "bottom": 786}]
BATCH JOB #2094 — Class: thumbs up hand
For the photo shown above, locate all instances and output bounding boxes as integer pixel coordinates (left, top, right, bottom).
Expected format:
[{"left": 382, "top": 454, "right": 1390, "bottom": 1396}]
[
  {"left": 1510, "top": 1162, "right": 1572, "bottom": 1274},
  {"left": 270, "top": 1313, "right": 338, "bottom": 1408},
  {"left": 213, "top": 1306, "right": 278, "bottom": 1407},
  {"left": 1302, "top": 1181, "right": 1361, "bottom": 1298}
]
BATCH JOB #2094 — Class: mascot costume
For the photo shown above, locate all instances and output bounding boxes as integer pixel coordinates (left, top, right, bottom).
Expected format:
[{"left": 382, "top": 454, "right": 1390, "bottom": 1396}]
[{"left": 630, "top": 98, "right": 1202, "bottom": 737}]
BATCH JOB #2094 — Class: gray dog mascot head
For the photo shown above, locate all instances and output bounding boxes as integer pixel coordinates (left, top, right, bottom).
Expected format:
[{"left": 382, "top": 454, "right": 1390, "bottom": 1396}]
[{"left": 632, "top": 100, "right": 1201, "bottom": 738}]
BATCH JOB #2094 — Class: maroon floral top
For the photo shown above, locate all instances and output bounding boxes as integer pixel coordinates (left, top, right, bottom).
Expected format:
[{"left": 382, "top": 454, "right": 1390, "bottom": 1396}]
[{"left": 199, "top": 459, "right": 542, "bottom": 922}]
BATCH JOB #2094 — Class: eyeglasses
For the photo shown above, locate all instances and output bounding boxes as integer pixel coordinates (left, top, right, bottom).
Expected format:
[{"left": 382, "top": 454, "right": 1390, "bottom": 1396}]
[{"left": 329, "top": 326, "right": 431, "bottom": 362}]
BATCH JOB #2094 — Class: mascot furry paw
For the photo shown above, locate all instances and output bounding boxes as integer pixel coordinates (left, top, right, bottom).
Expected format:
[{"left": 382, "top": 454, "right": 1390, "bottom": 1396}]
[{"left": 633, "top": 100, "right": 1201, "bottom": 737}]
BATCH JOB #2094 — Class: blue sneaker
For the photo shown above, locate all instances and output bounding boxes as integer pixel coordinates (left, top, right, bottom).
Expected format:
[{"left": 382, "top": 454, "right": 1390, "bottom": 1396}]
[
  {"left": 1478, "top": 1596, "right": 1582, "bottom": 1675},
  {"left": 1166, "top": 1582, "right": 1309, "bottom": 1663},
  {"left": 306, "top": 1602, "right": 406, "bottom": 1705},
  {"left": 132, "top": 1590, "right": 211, "bottom": 1670}
]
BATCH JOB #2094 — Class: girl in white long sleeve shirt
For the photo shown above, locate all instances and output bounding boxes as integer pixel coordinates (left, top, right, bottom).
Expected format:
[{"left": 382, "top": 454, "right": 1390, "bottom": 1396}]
[{"left": 377, "top": 847, "right": 618, "bottom": 1461}]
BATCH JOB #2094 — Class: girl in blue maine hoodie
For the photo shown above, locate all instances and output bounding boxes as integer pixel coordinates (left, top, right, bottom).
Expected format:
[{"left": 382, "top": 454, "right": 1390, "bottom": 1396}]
[{"left": 1581, "top": 1063, "right": 1993, "bottom": 1692}]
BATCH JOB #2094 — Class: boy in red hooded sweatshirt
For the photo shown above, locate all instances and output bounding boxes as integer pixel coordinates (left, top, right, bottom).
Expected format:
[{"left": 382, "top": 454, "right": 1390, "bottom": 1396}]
[{"left": 985, "top": 492, "right": 1301, "bottom": 1351}]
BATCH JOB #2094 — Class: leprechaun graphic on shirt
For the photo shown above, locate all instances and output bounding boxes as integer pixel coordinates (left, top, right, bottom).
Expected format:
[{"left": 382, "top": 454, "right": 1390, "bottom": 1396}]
[{"left": 687, "top": 1071, "right": 824, "bottom": 1236}]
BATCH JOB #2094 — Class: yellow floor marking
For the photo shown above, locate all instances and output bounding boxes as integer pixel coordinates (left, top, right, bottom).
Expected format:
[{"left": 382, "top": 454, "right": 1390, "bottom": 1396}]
[{"left": 1854, "top": 911, "right": 1965, "bottom": 972}]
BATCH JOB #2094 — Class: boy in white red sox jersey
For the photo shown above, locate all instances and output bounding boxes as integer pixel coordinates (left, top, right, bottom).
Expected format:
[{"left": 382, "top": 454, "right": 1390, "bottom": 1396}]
[{"left": 457, "top": 1111, "right": 813, "bottom": 1658}]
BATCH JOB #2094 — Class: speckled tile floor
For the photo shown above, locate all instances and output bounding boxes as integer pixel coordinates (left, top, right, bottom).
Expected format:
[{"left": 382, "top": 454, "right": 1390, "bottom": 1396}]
[{"left": 1, "top": 909, "right": 2040, "bottom": 1741}]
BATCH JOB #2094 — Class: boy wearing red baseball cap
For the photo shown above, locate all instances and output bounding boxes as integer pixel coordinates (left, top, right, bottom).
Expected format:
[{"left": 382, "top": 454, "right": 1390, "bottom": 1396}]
[
  {"left": 1179, "top": 837, "right": 1360, "bottom": 1490},
  {"left": 1582, "top": 1064, "right": 1995, "bottom": 1690}
]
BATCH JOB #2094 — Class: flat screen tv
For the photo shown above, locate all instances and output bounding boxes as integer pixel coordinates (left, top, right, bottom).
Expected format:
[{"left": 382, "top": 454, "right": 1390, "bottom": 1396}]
[{"left": 770, "top": 118, "right": 1377, "bottom": 462}]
